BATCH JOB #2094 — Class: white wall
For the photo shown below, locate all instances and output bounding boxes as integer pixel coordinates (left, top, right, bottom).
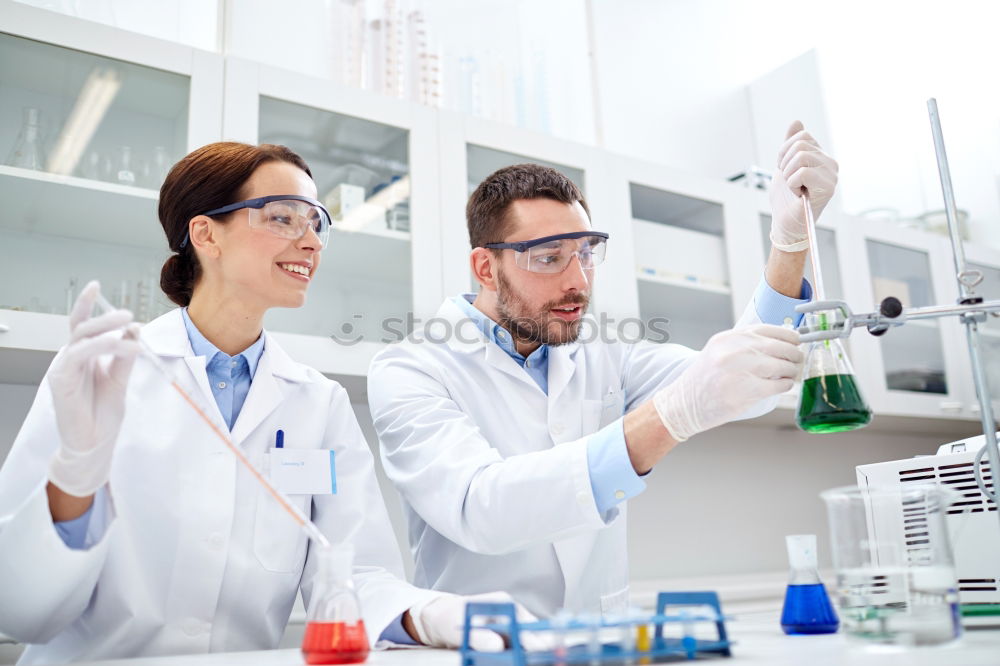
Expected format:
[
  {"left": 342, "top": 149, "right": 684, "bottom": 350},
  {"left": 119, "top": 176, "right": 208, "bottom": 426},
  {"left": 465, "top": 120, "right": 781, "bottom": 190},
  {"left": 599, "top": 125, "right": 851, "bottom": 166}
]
[{"left": 592, "top": 0, "right": 1000, "bottom": 246}]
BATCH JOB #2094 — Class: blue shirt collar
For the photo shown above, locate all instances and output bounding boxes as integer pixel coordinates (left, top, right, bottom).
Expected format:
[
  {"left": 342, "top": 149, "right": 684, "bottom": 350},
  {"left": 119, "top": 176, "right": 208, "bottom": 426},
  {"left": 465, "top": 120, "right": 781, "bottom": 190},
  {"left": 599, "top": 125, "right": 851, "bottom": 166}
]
[
  {"left": 180, "top": 307, "right": 265, "bottom": 378},
  {"left": 452, "top": 293, "right": 548, "bottom": 364}
]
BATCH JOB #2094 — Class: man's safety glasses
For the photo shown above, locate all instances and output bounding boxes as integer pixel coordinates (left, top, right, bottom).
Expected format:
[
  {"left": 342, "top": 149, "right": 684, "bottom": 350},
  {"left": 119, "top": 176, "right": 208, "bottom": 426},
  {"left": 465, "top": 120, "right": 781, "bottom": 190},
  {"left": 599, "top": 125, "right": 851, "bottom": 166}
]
[
  {"left": 483, "top": 231, "right": 609, "bottom": 274},
  {"left": 180, "top": 195, "right": 332, "bottom": 250}
]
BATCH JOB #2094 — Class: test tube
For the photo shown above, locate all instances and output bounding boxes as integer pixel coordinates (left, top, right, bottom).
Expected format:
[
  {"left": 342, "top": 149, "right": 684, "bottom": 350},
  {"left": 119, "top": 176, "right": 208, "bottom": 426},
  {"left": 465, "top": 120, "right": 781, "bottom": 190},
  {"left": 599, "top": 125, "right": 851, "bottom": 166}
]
[{"left": 93, "top": 291, "right": 330, "bottom": 549}]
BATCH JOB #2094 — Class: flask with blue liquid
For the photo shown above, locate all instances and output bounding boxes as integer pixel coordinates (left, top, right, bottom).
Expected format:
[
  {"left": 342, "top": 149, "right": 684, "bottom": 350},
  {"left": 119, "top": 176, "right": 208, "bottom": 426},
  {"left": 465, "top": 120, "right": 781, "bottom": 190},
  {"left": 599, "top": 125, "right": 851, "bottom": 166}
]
[{"left": 780, "top": 534, "right": 839, "bottom": 635}]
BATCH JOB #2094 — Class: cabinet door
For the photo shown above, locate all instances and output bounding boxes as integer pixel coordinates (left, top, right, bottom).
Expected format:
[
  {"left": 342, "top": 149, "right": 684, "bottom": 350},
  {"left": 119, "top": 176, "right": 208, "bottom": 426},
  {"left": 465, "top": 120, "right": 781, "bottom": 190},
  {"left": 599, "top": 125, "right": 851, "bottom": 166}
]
[
  {"left": 0, "top": 23, "right": 220, "bottom": 338},
  {"left": 223, "top": 59, "right": 441, "bottom": 344},
  {"left": 840, "top": 219, "right": 969, "bottom": 419},
  {"left": 957, "top": 246, "right": 1000, "bottom": 417}
]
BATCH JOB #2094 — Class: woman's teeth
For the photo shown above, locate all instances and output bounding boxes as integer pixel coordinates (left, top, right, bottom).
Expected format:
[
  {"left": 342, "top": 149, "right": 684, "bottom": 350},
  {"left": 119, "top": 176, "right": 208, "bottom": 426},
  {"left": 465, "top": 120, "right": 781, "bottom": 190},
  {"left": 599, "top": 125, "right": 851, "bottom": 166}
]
[{"left": 279, "top": 263, "right": 309, "bottom": 276}]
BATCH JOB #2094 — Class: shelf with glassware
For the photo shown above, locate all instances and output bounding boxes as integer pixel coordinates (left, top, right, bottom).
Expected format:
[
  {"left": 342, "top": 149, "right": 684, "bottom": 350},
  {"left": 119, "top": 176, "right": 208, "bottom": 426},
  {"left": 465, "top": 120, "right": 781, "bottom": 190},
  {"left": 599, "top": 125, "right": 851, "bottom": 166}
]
[{"left": 222, "top": 57, "right": 442, "bottom": 345}]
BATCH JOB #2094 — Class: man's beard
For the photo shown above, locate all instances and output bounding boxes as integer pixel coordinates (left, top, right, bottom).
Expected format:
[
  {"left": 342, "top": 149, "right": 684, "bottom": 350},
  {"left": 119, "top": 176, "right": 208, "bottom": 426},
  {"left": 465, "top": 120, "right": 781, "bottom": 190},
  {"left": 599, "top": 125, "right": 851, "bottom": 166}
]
[{"left": 495, "top": 268, "right": 589, "bottom": 347}]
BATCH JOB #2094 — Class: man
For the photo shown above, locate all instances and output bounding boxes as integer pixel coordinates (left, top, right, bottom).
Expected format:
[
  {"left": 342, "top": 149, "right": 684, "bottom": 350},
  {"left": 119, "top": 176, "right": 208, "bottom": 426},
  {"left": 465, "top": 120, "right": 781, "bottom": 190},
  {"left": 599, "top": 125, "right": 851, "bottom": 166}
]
[{"left": 368, "top": 122, "right": 837, "bottom": 617}]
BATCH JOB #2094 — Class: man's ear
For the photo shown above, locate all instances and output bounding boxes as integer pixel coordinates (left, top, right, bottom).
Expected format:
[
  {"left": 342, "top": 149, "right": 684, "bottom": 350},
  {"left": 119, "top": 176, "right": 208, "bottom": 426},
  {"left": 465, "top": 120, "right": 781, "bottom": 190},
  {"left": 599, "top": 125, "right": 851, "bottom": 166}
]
[{"left": 470, "top": 247, "right": 498, "bottom": 292}]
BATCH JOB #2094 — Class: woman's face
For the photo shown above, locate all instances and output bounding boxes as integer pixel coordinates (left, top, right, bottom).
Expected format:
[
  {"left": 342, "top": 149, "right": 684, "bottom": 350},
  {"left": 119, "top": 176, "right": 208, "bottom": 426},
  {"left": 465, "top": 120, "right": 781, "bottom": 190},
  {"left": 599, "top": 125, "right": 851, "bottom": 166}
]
[{"left": 211, "top": 161, "right": 323, "bottom": 310}]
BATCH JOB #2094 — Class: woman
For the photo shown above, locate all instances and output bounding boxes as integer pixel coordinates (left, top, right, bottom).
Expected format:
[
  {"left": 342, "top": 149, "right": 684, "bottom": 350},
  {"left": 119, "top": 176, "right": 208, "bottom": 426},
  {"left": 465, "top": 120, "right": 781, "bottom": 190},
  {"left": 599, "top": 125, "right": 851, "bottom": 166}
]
[{"left": 0, "top": 142, "right": 525, "bottom": 663}]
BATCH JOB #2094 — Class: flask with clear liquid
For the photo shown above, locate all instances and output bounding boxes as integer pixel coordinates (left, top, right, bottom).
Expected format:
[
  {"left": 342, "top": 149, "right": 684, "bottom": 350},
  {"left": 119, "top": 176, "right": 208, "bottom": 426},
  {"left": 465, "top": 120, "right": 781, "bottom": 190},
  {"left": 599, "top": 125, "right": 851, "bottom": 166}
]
[
  {"left": 780, "top": 534, "right": 839, "bottom": 635},
  {"left": 796, "top": 311, "right": 871, "bottom": 433},
  {"left": 302, "top": 545, "right": 370, "bottom": 665}
]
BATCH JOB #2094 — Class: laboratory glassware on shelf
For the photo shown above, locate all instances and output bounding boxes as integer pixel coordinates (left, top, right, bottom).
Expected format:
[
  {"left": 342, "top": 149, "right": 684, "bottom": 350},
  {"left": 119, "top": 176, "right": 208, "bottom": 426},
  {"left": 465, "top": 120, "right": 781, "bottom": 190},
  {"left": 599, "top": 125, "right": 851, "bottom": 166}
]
[
  {"left": 460, "top": 591, "right": 732, "bottom": 665},
  {"left": 780, "top": 534, "right": 838, "bottom": 635},
  {"left": 796, "top": 311, "right": 872, "bottom": 433},
  {"left": 6, "top": 106, "right": 45, "bottom": 170},
  {"left": 302, "top": 545, "right": 370, "bottom": 665}
]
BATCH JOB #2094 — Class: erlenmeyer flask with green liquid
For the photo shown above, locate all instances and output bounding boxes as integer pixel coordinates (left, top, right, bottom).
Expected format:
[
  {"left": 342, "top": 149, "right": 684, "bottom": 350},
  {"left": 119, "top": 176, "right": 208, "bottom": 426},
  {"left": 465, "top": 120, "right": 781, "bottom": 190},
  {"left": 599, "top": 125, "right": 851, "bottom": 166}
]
[{"left": 796, "top": 311, "right": 872, "bottom": 433}]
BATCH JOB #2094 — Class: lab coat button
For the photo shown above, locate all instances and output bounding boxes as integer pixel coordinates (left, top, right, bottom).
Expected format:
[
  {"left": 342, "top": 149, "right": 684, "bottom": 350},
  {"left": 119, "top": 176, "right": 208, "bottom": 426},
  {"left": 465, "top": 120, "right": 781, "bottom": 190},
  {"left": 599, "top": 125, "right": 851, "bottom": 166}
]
[
  {"left": 576, "top": 492, "right": 590, "bottom": 507},
  {"left": 182, "top": 619, "right": 203, "bottom": 636},
  {"left": 551, "top": 423, "right": 565, "bottom": 435},
  {"left": 208, "top": 532, "right": 225, "bottom": 550}
]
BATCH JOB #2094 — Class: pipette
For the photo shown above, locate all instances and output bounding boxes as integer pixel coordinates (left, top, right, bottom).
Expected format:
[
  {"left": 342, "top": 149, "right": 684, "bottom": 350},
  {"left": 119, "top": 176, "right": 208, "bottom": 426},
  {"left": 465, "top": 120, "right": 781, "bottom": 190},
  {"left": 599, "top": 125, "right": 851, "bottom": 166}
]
[
  {"left": 801, "top": 194, "right": 826, "bottom": 302},
  {"left": 94, "top": 291, "right": 331, "bottom": 549}
]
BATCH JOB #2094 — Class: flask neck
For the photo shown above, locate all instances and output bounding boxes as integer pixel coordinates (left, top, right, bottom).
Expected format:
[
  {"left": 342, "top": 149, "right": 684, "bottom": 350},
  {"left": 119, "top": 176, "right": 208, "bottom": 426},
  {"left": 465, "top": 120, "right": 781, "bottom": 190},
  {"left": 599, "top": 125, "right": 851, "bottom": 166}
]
[{"left": 788, "top": 566, "right": 822, "bottom": 585}]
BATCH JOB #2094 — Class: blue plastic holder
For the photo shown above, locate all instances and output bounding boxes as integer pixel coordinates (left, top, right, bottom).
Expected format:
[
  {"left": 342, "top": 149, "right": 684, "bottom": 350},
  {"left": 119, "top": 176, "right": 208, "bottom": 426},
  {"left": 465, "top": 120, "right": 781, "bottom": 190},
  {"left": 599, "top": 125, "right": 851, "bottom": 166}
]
[{"left": 459, "top": 591, "right": 733, "bottom": 666}]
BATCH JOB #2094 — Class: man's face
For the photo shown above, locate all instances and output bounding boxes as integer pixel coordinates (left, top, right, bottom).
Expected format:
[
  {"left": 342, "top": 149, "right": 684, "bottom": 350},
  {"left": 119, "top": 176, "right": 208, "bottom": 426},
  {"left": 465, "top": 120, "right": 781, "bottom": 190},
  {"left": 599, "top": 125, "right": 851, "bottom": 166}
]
[{"left": 493, "top": 198, "right": 594, "bottom": 347}]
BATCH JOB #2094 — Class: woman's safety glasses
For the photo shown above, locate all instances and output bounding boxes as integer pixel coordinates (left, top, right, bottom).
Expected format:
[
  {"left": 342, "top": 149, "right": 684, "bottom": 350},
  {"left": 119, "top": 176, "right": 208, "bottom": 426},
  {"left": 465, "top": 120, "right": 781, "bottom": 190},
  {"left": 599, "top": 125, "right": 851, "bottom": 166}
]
[
  {"left": 181, "top": 195, "right": 332, "bottom": 249},
  {"left": 483, "top": 231, "right": 609, "bottom": 274}
]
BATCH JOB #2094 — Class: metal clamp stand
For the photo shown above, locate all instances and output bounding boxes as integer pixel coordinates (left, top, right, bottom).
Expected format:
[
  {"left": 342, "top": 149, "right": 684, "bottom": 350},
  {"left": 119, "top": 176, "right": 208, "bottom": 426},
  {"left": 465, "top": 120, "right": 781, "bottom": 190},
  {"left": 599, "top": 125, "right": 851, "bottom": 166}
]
[{"left": 796, "top": 99, "right": 1000, "bottom": 526}]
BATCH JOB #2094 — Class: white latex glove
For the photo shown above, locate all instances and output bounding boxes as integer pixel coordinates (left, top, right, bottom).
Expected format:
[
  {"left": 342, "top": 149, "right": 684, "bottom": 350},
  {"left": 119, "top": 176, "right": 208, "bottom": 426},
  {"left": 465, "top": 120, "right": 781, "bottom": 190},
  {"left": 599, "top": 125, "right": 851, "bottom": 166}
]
[
  {"left": 653, "top": 324, "right": 803, "bottom": 441},
  {"left": 768, "top": 120, "right": 839, "bottom": 251},
  {"left": 48, "top": 281, "right": 141, "bottom": 497},
  {"left": 408, "top": 591, "right": 550, "bottom": 652}
]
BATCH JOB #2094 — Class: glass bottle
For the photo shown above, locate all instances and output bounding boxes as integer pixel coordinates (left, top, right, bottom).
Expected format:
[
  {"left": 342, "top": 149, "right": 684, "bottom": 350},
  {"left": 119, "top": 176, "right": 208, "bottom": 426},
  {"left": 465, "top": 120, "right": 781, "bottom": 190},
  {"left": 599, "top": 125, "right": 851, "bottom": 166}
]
[
  {"left": 7, "top": 107, "right": 45, "bottom": 170},
  {"left": 117, "top": 145, "right": 136, "bottom": 185},
  {"left": 302, "top": 545, "right": 369, "bottom": 665},
  {"left": 796, "top": 311, "right": 872, "bottom": 433},
  {"left": 780, "top": 534, "right": 839, "bottom": 635}
]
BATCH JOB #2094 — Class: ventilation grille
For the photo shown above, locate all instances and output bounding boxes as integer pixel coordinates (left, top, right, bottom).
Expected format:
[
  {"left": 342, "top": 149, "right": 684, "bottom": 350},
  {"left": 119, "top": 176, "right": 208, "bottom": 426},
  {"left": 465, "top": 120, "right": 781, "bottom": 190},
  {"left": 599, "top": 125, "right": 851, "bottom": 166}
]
[
  {"left": 958, "top": 578, "right": 998, "bottom": 593},
  {"left": 897, "top": 460, "right": 995, "bottom": 515}
]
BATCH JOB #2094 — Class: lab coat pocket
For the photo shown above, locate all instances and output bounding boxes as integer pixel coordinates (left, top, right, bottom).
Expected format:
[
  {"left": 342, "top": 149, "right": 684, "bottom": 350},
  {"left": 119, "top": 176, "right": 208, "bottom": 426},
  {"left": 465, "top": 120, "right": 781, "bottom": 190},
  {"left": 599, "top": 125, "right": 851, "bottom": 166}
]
[
  {"left": 253, "top": 487, "right": 310, "bottom": 573},
  {"left": 600, "top": 390, "right": 625, "bottom": 428}
]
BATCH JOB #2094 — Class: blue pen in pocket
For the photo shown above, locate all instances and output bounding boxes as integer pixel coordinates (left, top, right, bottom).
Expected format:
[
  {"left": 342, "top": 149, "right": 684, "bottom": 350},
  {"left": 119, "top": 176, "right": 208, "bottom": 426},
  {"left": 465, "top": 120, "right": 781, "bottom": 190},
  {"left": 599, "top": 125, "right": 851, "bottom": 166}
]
[{"left": 275, "top": 429, "right": 284, "bottom": 449}]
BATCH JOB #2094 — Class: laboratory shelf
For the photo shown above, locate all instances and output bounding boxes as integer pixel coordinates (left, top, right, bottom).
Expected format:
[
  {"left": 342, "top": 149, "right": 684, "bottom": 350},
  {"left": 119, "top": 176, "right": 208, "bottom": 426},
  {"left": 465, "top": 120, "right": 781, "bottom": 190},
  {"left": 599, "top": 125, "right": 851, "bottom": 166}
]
[
  {"left": 637, "top": 273, "right": 734, "bottom": 349},
  {"left": 0, "top": 165, "right": 162, "bottom": 249},
  {"left": 636, "top": 271, "right": 732, "bottom": 295}
]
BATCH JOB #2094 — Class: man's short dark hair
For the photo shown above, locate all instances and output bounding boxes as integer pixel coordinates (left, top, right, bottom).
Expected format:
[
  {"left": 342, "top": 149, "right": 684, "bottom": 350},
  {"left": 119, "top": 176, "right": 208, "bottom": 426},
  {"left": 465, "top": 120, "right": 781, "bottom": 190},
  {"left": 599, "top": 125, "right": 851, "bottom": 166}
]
[{"left": 466, "top": 163, "right": 590, "bottom": 249}]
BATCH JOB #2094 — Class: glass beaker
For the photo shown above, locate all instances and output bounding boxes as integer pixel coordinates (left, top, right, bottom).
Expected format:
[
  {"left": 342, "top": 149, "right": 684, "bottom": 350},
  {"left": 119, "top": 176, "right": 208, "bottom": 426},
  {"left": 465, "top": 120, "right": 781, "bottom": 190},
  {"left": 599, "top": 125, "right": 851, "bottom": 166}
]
[
  {"left": 797, "top": 311, "right": 871, "bottom": 433},
  {"left": 780, "top": 534, "right": 838, "bottom": 634},
  {"left": 116, "top": 145, "right": 136, "bottom": 185},
  {"left": 6, "top": 107, "right": 45, "bottom": 170},
  {"left": 302, "top": 545, "right": 369, "bottom": 665},
  {"left": 820, "top": 484, "right": 962, "bottom": 649}
]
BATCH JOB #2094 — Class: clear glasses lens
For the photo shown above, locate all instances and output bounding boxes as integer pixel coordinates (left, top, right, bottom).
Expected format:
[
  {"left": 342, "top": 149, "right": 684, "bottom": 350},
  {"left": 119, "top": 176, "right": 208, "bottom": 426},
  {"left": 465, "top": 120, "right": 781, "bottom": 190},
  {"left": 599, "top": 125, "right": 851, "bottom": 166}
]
[
  {"left": 250, "top": 199, "right": 331, "bottom": 248},
  {"left": 516, "top": 236, "right": 607, "bottom": 273}
]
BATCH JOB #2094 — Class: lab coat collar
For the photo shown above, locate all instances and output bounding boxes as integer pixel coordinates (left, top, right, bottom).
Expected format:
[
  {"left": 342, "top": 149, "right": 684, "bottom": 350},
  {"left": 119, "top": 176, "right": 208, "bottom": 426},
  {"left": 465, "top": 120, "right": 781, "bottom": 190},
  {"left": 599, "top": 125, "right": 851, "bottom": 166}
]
[{"left": 141, "top": 309, "right": 311, "bottom": 384}]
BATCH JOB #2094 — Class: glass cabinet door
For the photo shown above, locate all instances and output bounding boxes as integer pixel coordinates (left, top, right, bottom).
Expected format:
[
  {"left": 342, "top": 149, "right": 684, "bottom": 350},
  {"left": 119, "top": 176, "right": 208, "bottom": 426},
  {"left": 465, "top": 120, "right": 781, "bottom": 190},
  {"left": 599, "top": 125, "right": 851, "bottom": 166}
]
[
  {"left": 866, "top": 240, "right": 948, "bottom": 394},
  {"left": 0, "top": 31, "right": 190, "bottom": 322},
  {"left": 257, "top": 97, "right": 412, "bottom": 342},
  {"left": 633, "top": 184, "right": 732, "bottom": 349},
  {"left": 966, "top": 261, "right": 1000, "bottom": 407}
]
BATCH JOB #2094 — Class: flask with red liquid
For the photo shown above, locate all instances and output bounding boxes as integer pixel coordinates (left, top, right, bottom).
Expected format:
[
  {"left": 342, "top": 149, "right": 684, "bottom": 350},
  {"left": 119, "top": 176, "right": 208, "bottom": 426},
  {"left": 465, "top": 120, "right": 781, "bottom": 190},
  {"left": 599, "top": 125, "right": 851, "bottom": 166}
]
[{"left": 302, "top": 545, "right": 370, "bottom": 665}]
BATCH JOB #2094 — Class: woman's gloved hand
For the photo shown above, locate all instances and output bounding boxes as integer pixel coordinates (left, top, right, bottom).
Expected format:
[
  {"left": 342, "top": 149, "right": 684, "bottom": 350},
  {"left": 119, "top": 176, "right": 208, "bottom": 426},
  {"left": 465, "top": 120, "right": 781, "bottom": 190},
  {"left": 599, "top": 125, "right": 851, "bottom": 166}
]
[
  {"left": 653, "top": 324, "right": 803, "bottom": 441},
  {"left": 47, "top": 281, "right": 141, "bottom": 497}
]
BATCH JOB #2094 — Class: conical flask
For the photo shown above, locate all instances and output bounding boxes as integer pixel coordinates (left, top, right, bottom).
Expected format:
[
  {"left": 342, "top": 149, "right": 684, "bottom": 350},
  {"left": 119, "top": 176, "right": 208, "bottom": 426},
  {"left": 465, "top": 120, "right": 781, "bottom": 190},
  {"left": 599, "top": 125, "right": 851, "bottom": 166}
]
[
  {"left": 302, "top": 545, "right": 370, "bottom": 665},
  {"left": 6, "top": 107, "right": 45, "bottom": 170},
  {"left": 796, "top": 312, "right": 871, "bottom": 433},
  {"left": 780, "top": 534, "right": 839, "bottom": 634}
]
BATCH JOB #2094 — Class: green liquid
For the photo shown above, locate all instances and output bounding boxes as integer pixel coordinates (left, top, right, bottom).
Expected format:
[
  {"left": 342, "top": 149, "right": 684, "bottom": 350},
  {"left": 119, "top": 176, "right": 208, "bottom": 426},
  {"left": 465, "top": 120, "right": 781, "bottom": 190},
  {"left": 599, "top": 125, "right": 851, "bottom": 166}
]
[{"left": 797, "top": 374, "right": 872, "bottom": 433}]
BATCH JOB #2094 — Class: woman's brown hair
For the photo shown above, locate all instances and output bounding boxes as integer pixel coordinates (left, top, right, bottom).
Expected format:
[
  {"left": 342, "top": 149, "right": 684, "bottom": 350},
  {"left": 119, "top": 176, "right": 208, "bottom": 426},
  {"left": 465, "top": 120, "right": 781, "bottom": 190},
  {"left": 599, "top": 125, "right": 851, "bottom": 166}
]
[{"left": 158, "top": 142, "right": 312, "bottom": 306}]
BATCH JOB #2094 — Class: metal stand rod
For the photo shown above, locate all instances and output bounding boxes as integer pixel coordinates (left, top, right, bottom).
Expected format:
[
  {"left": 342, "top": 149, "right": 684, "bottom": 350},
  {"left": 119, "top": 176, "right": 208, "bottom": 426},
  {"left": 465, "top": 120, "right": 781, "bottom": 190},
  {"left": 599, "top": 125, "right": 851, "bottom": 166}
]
[{"left": 928, "top": 98, "right": 1000, "bottom": 521}]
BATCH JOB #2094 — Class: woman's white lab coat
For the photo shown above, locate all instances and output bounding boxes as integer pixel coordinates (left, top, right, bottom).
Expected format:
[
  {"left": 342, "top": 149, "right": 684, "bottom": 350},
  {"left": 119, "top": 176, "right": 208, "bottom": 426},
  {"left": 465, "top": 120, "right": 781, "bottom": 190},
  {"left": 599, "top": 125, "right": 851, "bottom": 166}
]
[
  {"left": 0, "top": 309, "right": 436, "bottom": 664},
  {"left": 368, "top": 297, "right": 770, "bottom": 619}
]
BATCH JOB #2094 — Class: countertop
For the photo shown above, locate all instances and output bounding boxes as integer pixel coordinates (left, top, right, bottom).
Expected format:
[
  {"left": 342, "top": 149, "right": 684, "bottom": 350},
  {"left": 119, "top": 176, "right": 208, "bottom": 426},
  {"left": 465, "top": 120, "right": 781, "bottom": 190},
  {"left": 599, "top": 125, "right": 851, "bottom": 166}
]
[{"left": 71, "top": 608, "right": 1000, "bottom": 666}]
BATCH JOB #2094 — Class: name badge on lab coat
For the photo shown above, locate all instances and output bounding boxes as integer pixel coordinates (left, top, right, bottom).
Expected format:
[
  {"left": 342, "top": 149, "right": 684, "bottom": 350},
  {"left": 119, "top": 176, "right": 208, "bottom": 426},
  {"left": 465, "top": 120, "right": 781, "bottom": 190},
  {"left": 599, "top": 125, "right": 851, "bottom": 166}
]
[{"left": 269, "top": 448, "right": 337, "bottom": 495}]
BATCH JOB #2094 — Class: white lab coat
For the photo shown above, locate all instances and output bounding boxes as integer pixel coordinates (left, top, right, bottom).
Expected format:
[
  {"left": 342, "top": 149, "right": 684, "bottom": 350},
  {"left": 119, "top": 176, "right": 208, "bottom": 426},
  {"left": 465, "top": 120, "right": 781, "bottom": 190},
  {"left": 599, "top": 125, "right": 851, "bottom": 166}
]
[
  {"left": 368, "top": 297, "right": 771, "bottom": 618},
  {"left": 0, "top": 309, "right": 437, "bottom": 664}
]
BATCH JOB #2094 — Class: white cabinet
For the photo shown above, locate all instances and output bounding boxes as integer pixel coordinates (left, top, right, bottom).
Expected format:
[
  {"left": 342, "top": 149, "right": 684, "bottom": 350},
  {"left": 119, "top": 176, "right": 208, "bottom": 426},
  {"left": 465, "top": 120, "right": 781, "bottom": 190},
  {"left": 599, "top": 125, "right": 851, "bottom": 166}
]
[
  {"left": 2, "top": 0, "right": 998, "bottom": 426},
  {"left": 0, "top": 3, "right": 223, "bottom": 385}
]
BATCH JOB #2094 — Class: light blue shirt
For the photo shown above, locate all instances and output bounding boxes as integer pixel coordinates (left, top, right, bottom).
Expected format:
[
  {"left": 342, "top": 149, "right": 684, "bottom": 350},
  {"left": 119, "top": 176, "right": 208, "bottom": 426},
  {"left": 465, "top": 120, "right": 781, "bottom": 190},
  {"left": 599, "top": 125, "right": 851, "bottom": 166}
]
[{"left": 453, "top": 274, "right": 810, "bottom": 515}]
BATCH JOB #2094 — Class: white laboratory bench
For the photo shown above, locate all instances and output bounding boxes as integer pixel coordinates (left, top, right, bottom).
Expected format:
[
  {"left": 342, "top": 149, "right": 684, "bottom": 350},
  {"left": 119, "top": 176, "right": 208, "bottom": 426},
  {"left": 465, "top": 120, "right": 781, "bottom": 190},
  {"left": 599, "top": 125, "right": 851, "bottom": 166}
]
[{"left": 68, "top": 608, "right": 1000, "bottom": 666}]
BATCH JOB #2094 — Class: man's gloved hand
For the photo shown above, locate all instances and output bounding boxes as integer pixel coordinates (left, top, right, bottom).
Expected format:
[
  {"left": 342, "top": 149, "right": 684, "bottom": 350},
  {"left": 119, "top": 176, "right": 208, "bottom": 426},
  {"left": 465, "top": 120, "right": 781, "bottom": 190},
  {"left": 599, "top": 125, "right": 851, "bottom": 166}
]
[
  {"left": 408, "top": 591, "right": 550, "bottom": 652},
  {"left": 48, "top": 281, "right": 141, "bottom": 497},
  {"left": 769, "top": 120, "right": 839, "bottom": 252},
  {"left": 652, "top": 324, "right": 803, "bottom": 441}
]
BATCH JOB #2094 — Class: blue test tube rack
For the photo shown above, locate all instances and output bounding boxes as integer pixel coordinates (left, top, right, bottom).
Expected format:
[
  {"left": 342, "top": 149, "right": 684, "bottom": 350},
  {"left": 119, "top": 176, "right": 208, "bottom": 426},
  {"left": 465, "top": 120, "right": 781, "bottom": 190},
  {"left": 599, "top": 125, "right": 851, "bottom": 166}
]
[{"left": 460, "top": 591, "right": 732, "bottom": 666}]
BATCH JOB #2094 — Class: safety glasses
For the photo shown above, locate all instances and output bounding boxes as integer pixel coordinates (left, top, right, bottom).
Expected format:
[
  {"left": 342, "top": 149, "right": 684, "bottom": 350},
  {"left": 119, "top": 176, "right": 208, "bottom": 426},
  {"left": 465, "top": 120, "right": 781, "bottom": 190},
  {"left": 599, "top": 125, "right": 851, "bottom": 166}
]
[
  {"left": 180, "top": 195, "right": 332, "bottom": 249},
  {"left": 483, "top": 231, "right": 609, "bottom": 274}
]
